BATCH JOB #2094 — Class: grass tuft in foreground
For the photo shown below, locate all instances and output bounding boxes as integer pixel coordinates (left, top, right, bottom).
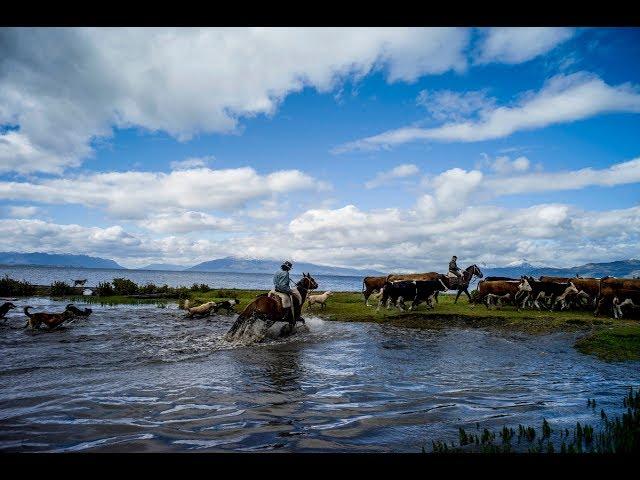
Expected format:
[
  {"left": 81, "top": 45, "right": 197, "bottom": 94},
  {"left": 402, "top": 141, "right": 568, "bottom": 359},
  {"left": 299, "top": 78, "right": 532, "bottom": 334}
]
[{"left": 428, "top": 387, "right": 640, "bottom": 454}]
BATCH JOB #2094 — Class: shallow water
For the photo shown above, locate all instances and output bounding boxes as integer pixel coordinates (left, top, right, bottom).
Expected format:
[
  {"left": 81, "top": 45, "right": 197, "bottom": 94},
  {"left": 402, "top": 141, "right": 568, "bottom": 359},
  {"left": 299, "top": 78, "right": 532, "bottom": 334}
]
[{"left": 0, "top": 297, "right": 638, "bottom": 452}]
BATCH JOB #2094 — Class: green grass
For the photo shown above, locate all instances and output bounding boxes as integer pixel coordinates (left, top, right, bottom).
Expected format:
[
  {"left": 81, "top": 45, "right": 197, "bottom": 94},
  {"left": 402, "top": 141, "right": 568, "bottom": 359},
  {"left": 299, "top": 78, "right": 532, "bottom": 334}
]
[{"left": 575, "top": 325, "right": 640, "bottom": 362}]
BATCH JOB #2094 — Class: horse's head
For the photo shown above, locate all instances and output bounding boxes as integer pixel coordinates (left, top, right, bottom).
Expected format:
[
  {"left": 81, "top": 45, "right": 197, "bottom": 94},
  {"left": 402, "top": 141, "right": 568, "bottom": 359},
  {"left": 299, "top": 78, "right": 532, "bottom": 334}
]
[
  {"left": 298, "top": 272, "right": 318, "bottom": 291},
  {"left": 466, "top": 264, "right": 483, "bottom": 279}
]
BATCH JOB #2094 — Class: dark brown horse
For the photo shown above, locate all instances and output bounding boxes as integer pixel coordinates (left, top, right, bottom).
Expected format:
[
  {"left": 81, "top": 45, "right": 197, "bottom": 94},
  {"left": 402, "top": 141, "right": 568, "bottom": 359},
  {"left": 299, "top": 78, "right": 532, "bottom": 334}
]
[
  {"left": 438, "top": 264, "right": 484, "bottom": 303},
  {"left": 226, "top": 273, "right": 318, "bottom": 339}
]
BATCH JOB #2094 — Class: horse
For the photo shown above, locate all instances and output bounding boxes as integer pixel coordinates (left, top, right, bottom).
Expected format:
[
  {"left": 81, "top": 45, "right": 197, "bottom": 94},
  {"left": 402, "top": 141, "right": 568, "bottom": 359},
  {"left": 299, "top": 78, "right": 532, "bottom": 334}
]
[
  {"left": 439, "top": 264, "right": 484, "bottom": 303},
  {"left": 226, "top": 273, "right": 318, "bottom": 340}
]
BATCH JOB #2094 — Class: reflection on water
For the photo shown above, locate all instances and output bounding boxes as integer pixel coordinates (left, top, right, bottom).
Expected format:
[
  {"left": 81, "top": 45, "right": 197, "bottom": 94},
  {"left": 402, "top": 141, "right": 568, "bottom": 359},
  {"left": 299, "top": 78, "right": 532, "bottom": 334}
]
[{"left": 0, "top": 298, "right": 638, "bottom": 452}]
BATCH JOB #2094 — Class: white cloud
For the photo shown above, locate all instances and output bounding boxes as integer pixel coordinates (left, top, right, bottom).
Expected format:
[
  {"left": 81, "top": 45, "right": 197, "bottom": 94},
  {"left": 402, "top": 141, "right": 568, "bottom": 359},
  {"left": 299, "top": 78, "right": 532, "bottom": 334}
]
[
  {"left": 0, "top": 166, "right": 326, "bottom": 219},
  {"left": 138, "top": 210, "right": 239, "bottom": 234},
  {"left": 5, "top": 205, "right": 40, "bottom": 218},
  {"left": 478, "top": 154, "right": 531, "bottom": 174},
  {"left": 334, "top": 72, "right": 640, "bottom": 152},
  {"left": 484, "top": 157, "right": 640, "bottom": 195},
  {"left": 170, "top": 156, "right": 213, "bottom": 170},
  {"left": 365, "top": 163, "right": 419, "bottom": 189},
  {"left": 431, "top": 168, "right": 484, "bottom": 211},
  {"left": 475, "top": 27, "right": 575, "bottom": 65},
  {"left": 1, "top": 197, "right": 639, "bottom": 271},
  {"left": 416, "top": 89, "right": 495, "bottom": 122},
  {"left": 0, "top": 27, "right": 470, "bottom": 174}
]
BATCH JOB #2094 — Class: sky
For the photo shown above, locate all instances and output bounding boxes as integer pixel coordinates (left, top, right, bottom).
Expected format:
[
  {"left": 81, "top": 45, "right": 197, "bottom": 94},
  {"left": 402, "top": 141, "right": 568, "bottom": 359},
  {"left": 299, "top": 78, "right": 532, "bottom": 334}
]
[{"left": 0, "top": 27, "right": 639, "bottom": 271}]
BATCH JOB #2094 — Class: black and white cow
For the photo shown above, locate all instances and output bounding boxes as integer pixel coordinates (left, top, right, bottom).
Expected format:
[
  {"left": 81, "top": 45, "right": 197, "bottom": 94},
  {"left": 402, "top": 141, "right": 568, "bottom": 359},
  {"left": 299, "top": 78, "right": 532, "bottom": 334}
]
[{"left": 377, "top": 279, "right": 447, "bottom": 312}]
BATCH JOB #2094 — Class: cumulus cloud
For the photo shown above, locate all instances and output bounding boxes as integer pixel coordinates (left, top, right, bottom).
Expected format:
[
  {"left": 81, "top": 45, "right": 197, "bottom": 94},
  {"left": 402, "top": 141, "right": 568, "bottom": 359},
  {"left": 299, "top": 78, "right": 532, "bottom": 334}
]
[
  {"left": 138, "top": 210, "right": 239, "bottom": 234},
  {"left": 0, "top": 27, "right": 471, "bottom": 174},
  {"left": 475, "top": 27, "right": 575, "bottom": 65},
  {"left": 365, "top": 163, "right": 419, "bottom": 189},
  {"left": 334, "top": 72, "right": 640, "bottom": 152},
  {"left": 1, "top": 197, "right": 639, "bottom": 270},
  {"left": 0, "top": 166, "right": 326, "bottom": 219},
  {"left": 0, "top": 220, "right": 146, "bottom": 259}
]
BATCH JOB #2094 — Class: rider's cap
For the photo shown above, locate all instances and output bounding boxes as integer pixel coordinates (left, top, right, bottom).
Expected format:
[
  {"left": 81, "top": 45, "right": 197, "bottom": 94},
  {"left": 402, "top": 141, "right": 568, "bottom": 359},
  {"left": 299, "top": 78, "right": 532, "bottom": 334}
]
[{"left": 282, "top": 260, "right": 293, "bottom": 269}]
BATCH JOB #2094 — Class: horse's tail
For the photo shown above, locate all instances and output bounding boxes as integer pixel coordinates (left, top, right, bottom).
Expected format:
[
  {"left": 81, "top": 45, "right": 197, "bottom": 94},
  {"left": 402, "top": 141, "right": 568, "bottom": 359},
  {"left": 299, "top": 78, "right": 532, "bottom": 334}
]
[{"left": 23, "top": 306, "right": 34, "bottom": 318}]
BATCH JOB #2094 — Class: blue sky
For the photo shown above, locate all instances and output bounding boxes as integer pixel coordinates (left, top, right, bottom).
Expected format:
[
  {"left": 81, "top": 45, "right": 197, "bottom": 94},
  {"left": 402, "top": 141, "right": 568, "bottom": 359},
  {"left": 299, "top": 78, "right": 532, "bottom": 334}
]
[{"left": 0, "top": 27, "right": 639, "bottom": 270}]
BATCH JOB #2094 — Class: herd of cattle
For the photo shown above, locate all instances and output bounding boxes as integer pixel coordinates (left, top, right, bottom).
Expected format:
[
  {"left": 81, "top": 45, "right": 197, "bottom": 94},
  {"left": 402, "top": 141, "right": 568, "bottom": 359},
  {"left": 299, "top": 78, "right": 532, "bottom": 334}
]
[{"left": 362, "top": 274, "right": 640, "bottom": 319}]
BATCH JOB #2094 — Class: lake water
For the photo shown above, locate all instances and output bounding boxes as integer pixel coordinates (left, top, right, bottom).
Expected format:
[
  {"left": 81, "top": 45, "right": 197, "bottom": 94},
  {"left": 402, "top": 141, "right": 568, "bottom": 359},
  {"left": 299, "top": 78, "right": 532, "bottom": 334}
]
[
  {"left": 0, "top": 265, "right": 365, "bottom": 292},
  {"left": 0, "top": 297, "right": 638, "bottom": 452}
]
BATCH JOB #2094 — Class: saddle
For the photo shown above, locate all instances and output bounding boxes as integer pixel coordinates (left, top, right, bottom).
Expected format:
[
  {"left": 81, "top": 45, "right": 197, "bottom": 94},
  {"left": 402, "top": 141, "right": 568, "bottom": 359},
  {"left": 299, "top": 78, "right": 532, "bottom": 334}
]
[{"left": 268, "top": 288, "right": 302, "bottom": 321}]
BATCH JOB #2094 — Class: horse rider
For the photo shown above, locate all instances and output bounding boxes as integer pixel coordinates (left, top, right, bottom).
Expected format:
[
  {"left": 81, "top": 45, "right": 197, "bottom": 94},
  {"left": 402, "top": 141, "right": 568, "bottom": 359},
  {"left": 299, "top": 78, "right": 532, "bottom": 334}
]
[
  {"left": 448, "top": 255, "right": 463, "bottom": 285},
  {"left": 273, "top": 260, "right": 301, "bottom": 323}
]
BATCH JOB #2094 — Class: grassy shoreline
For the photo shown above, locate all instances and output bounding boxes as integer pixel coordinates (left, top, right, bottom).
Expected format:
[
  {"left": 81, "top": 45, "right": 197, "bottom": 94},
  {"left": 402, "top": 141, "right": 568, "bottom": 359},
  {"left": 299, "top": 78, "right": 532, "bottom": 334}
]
[{"left": 12, "top": 288, "right": 640, "bottom": 362}]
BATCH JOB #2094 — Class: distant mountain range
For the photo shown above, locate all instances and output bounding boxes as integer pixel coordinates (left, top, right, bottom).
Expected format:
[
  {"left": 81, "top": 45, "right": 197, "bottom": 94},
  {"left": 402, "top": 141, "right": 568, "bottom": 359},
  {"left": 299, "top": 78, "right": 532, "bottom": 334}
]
[
  {"left": 2, "top": 252, "right": 639, "bottom": 279},
  {"left": 480, "top": 260, "right": 640, "bottom": 280},
  {"left": 0, "top": 252, "right": 124, "bottom": 269},
  {"left": 186, "top": 257, "right": 385, "bottom": 276}
]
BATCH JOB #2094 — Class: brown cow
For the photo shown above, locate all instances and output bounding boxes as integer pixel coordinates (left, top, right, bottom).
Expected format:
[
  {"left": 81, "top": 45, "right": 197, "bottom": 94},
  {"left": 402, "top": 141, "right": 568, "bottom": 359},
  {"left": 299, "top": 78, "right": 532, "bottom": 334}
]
[
  {"left": 474, "top": 280, "right": 529, "bottom": 308},
  {"left": 362, "top": 276, "right": 388, "bottom": 306},
  {"left": 612, "top": 288, "right": 640, "bottom": 319},
  {"left": 540, "top": 276, "right": 600, "bottom": 308},
  {"left": 596, "top": 277, "right": 640, "bottom": 317},
  {"left": 386, "top": 272, "right": 439, "bottom": 282}
]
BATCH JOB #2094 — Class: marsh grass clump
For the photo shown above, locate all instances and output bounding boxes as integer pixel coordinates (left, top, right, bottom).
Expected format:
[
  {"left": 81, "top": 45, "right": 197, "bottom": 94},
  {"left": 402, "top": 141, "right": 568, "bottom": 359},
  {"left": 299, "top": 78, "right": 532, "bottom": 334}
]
[
  {"left": 429, "top": 387, "right": 640, "bottom": 454},
  {"left": 50, "top": 280, "right": 75, "bottom": 296},
  {"left": 112, "top": 277, "right": 139, "bottom": 295},
  {"left": 96, "top": 281, "right": 114, "bottom": 296},
  {"left": 0, "top": 275, "right": 36, "bottom": 296}
]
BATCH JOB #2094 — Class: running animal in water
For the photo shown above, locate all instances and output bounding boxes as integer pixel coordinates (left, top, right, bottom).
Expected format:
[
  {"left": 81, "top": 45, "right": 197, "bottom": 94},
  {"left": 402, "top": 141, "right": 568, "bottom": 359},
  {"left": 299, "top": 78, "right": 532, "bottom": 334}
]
[
  {"left": 213, "top": 299, "right": 240, "bottom": 314},
  {"left": 65, "top": 304, "right": 93, "bottom": 317},
  {"left": 0, "top": 302, "right": 17, "bottom": 322},
  {"left": 24, "top": 306, "right": 75, "bottom": 330}
]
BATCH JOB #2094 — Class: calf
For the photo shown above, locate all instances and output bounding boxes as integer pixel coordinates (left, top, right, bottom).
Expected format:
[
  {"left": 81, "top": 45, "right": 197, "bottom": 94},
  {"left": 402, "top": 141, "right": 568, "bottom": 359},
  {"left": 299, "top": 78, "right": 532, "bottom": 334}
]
[
  {"left": 484, "top": 293, "right": 511, "bottom": 309},
  {"left": 307, "top": 291, "right": 333, "bottom": 310},
  {"left": 24, "top": 306, "right": 75, "bottom": 330}
]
